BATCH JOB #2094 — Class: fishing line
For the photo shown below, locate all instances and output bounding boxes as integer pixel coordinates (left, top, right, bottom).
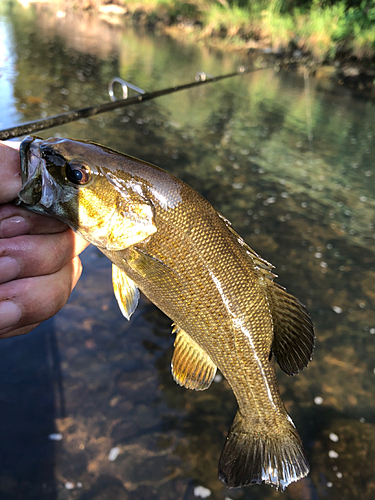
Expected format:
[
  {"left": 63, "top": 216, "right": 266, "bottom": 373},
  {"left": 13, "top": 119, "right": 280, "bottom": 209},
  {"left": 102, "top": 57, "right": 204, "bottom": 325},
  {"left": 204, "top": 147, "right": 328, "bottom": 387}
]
[
  {"left": 303, "top": 67, "right": 315, "bottom": 172},
  {"left": 0, "top": 66, "right": 269, "bottom": 140},
  {"left": 303, "top": 67, "right": 314, "bottom": 147}
]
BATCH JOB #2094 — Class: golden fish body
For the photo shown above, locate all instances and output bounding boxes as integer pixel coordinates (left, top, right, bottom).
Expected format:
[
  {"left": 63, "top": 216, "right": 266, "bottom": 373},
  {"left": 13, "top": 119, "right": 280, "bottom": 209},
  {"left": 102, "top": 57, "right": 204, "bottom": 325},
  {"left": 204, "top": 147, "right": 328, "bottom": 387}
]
[{"left": 18, "top": 136, "right": 314, "bottom": 490}]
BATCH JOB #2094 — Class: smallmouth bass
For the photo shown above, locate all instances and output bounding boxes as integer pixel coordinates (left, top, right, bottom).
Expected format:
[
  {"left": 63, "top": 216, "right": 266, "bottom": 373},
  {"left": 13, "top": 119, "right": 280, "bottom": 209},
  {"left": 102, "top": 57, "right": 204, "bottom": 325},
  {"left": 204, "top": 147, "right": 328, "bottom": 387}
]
[{"left": 18, "top": 136, "right": 314, "bottom": 490}]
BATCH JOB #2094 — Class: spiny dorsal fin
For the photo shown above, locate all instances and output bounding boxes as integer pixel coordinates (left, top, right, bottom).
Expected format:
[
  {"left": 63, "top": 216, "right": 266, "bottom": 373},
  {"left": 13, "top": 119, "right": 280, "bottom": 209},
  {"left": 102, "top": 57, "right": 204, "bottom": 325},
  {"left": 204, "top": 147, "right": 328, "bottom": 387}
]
[
  {"left": 112, "top": 264, "right": 139, "bottom": 320},
  {"left": 218, "top": 213, "right": 277, "bottom": 279},
  {"left": 267, "top": 281, "right": 314, "bottom": 375},
  {"left": 171, "top": 325, "right": 217, "bottom": 391}
]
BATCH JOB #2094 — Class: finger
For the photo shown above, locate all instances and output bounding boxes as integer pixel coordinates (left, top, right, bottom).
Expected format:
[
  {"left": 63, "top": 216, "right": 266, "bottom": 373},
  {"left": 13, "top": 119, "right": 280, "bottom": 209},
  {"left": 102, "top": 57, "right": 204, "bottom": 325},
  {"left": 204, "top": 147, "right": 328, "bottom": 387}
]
[
  {"left": 0, "top": 229, "right": 89, "bottom": 283},
  {"left": 0, "top": 256, "right": 83, "bottom": 337},
  {"left": 0, "top": 323, "right": 41, "bottom": 339},
  {"left": 2, "top": 141, "right": 20, "bottom": 150},
  {"left": 0, "top": 142, "right": 21, "bottom": 204},
  {"left": 0, "top": 203, "right": 68, "bottom": 238}
]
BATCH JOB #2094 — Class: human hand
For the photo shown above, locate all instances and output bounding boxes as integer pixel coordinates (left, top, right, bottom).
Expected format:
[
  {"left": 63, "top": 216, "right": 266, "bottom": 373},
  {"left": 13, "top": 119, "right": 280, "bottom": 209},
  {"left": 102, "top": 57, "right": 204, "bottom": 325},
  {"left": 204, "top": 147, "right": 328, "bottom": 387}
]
[{"left": 0, "top": 140, "right": 89, "bottom": 338}]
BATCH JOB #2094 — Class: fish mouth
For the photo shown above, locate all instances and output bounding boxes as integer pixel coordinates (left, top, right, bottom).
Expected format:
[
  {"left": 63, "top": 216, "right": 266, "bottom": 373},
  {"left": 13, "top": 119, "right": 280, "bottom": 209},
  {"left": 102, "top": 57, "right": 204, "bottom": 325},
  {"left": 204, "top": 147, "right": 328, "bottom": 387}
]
[
  {"left": 18, "top": 136, "right": 44, "bottom": 205},
  {"left": 18, "top": 136, "right": 73, "bottom": 209}
]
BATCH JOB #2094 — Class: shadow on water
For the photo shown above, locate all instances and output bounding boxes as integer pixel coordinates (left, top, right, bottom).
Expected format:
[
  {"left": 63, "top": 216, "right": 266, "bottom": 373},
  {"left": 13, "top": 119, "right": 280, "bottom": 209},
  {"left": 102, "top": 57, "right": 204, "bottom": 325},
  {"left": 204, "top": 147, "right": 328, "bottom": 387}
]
[
  {"left": 1, "top": 1, "right": 375, "bottom": 499},
  {"left": 0, "top": 320, "right": 61, "bottom": 499}
]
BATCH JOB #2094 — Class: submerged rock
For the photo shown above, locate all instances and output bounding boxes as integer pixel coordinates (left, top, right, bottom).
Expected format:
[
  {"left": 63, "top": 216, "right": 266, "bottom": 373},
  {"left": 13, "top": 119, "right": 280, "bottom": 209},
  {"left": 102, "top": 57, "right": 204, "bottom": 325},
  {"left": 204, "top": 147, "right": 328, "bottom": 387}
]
[{"left": 311, "top": 418, "right": 375, "bottom": 500}]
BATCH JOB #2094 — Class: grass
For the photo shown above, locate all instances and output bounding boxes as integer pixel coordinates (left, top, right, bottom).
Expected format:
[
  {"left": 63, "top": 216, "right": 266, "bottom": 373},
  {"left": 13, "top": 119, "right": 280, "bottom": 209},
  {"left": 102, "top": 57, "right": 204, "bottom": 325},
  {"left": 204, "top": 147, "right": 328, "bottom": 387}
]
[
  {"left": 23, "top": 0, "right": 375, "bottom": 62},
  {"left": 116, "top": 0, "right": 375, "bottom": 61}
]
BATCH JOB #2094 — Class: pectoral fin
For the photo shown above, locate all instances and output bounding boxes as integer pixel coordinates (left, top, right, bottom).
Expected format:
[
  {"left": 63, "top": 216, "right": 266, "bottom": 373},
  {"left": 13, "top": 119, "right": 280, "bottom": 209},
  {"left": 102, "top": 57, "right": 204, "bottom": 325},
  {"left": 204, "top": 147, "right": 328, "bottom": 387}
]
[
  {"left": 267, "top": 281, "right": 314, "bottom": 375},
  {"left": 112, "top": 264, "right": 139, "bottom": 319},
  {"left": 126, "top": 248, "right": 184, "bottom": 293},
  {"left": 171, "top": 325, "right": 217, "bottom": 391}
]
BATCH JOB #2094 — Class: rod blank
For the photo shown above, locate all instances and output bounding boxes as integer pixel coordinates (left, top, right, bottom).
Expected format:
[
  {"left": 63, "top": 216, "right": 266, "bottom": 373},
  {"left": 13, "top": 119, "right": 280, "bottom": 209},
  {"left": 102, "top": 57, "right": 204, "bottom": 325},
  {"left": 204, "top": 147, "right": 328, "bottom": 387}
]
[{"left": 0, "top": 66, "right": 263, "bottom": 140}]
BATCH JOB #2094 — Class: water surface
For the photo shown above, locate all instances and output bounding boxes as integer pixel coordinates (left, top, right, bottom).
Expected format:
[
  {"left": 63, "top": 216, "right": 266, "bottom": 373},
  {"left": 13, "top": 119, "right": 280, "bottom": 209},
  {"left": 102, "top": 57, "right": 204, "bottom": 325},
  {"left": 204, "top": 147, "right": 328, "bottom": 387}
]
[{"left": 1, "top": 2, "right": 375, "bottom": 499}]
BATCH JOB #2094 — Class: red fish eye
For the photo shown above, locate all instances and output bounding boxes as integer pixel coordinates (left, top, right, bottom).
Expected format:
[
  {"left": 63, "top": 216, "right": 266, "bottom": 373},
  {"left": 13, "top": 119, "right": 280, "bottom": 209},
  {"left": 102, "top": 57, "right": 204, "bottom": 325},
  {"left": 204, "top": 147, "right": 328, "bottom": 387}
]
[{"left": 66, "top": 162, "right": 91, "bottom": 185}]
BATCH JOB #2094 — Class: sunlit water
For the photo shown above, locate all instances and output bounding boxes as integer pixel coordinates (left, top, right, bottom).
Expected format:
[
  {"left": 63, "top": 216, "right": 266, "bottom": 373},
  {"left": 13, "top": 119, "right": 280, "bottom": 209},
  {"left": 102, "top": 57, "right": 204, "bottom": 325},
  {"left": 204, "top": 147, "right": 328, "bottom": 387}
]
[{"left": 1, "top": 2, "right": 375, "bottom": 499}]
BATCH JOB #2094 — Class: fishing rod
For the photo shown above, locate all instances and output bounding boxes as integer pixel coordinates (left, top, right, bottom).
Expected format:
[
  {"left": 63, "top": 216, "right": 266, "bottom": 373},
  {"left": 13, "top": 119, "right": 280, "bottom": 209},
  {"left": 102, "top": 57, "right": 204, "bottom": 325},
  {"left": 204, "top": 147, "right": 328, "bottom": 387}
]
[{"left": 0, "top": 65, "right": 267, "bottom": 141}]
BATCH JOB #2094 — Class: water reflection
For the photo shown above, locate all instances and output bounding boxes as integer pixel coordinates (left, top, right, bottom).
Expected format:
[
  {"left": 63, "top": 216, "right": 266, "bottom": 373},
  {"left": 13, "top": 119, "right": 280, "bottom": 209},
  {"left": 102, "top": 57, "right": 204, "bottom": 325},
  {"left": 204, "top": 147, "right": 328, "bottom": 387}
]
[{"left": 1, "top": 1, "right": 375, "bottom": 499}]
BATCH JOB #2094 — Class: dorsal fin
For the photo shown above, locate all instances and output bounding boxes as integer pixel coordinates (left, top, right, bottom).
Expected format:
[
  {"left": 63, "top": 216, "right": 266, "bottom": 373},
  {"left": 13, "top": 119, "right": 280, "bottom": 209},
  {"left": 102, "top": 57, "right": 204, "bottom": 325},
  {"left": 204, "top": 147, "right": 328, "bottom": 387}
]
[
  {"left": 267, "top": 281, "right": 314, "bottom": 375},
  {"left": 171, "top": 325, "right": 217, "bottom": 391},
  {"left": 219, "top": 213, "right": 314, "bottom": 375}
]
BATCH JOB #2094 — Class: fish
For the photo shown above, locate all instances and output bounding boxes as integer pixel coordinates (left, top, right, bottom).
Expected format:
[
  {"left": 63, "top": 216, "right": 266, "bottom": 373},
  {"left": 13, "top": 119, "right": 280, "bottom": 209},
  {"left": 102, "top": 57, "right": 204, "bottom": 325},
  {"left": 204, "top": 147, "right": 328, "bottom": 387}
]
[{"left": 17, "top": 135, "right": 314, "bottom": 491}]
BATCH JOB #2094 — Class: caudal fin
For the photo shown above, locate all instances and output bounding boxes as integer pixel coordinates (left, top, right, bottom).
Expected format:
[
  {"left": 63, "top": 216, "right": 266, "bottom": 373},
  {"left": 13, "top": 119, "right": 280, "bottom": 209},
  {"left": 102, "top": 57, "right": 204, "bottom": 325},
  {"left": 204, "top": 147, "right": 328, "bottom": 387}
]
[{"left": 218, "top": 411, "right": 309, "bottom": 491}]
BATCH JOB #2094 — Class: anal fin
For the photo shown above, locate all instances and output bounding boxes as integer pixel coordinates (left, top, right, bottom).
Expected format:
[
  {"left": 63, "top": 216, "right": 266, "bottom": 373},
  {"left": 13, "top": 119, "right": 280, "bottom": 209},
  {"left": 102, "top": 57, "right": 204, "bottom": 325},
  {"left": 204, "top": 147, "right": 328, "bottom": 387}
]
[
  {"left": 171, "top": 325, "right": 217, "bottom": 391},
  {"left": 112, "top": 264, "right": 139, "bottom": 320}
]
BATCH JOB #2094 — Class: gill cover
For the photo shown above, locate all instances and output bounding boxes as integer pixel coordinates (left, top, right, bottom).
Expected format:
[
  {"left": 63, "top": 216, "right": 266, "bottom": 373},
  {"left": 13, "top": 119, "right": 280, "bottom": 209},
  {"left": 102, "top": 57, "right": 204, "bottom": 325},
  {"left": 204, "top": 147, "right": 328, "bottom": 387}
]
[
  {"left": 95, "top": 192, "right": 157, "bottom": 251},
  {"left": 92, "top": 174, "right": 157, "bottom": 251}
]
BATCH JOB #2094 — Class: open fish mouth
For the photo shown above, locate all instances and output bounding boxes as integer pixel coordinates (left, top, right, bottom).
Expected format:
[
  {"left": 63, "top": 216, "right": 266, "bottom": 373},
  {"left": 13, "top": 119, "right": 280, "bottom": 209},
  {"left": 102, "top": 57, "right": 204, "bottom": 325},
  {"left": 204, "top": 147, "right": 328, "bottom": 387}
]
[
  {"left": 18, "top": 136, "right": 43, "bottom": 204},
  {"left": 18, "top": 135, "right": 73, "bottom": 209}
]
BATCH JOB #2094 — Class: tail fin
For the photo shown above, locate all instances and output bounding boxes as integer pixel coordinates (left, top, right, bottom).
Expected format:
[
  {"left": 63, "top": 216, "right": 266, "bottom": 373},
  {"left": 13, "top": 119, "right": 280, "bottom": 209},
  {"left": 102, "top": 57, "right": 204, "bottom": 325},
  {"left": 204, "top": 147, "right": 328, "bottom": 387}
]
[{"left": 218, "top": 411, "right": 309, "bottom": 491}]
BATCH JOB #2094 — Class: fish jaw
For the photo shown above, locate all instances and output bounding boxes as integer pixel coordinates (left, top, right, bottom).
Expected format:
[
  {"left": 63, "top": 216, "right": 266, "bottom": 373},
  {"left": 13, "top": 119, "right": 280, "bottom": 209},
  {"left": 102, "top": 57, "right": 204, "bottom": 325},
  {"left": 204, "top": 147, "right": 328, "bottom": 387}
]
[
  {"left": 18, "top": 136, "right": 44, "bottom": 206},
  {"left": 18, "top": 135, "right": 76, "bottom": 212}
]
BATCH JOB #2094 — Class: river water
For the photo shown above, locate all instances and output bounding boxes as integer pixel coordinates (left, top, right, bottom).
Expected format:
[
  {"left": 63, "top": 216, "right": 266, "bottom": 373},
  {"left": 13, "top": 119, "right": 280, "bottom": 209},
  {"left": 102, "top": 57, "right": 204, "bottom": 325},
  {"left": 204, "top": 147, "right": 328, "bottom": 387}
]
[{"left": 1, "top": 2, "right": 375, "bottom": 500}]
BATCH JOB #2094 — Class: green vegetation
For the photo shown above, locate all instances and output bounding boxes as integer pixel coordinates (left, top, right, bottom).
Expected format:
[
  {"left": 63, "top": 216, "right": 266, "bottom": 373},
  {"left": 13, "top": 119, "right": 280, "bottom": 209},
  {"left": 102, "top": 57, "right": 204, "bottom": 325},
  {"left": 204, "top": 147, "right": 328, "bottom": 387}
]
[
  {"left": 11, "top": 0, "right": 375, "bottom": 61},
  {"left": 112, "top": 0, "right": 375, "bottom": 60}
]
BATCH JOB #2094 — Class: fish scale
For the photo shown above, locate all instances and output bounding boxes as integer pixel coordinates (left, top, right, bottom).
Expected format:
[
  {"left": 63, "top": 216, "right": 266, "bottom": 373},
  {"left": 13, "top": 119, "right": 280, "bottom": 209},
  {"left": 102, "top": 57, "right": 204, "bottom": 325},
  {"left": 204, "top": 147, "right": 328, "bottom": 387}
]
[
  {"left": 18, "top": 135, "right": 314, "bottom": 491},
  {"left": 122, "top": 187, "right": 289, "bottom": 427}
]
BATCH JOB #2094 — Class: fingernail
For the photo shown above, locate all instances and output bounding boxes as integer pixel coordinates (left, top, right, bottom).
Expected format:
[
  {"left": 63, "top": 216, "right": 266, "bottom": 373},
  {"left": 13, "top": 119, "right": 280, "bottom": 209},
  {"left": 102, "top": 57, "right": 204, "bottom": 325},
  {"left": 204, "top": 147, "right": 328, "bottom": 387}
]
[
  {"left": 0, "top": 257, "right": 21, "bottom": 284},
  {"left": 0, "top": 301, "right": 22, "bottom": 330},
  {"left": 0, "top": 216, "right": 29, "bottom": 238}
]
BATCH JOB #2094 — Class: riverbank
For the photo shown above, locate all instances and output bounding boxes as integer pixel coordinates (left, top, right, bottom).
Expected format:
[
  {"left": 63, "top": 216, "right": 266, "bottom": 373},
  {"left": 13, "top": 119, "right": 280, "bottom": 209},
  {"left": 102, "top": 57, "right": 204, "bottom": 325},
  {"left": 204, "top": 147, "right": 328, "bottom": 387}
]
[{"left": 16, "top": 0, "right": 375, "bottom": 93}]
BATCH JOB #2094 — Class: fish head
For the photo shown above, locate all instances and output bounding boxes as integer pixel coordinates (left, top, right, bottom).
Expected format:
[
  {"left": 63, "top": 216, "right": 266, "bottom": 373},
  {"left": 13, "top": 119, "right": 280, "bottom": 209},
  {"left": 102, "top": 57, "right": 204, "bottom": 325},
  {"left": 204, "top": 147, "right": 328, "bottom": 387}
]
[{"left": 18, "top": 136, "right": 157, "bottom": 250}]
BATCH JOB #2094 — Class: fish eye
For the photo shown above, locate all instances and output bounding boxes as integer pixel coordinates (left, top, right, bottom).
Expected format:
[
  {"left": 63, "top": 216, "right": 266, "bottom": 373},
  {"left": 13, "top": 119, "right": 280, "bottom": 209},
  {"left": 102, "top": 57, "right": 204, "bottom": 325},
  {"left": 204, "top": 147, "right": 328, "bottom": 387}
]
[{"left": 65, "top": 162, "right": 91, "bottom": 186}]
